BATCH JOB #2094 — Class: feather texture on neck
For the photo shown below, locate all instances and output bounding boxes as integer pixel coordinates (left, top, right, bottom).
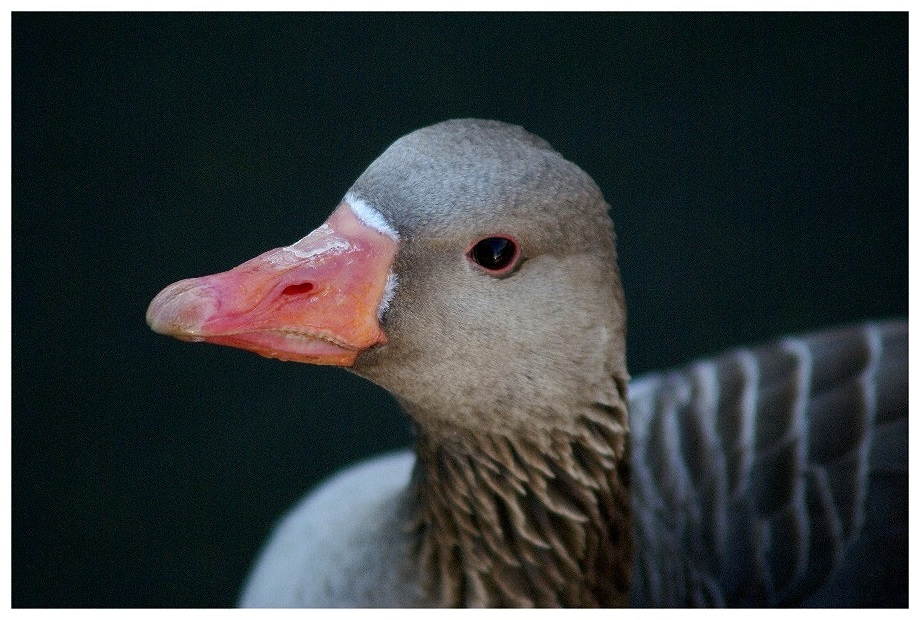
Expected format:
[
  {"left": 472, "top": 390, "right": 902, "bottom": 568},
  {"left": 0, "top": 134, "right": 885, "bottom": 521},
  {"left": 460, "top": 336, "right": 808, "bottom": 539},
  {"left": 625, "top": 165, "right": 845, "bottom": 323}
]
[{"left": 406, "top": 396, "right": 632, "bottom": 607}]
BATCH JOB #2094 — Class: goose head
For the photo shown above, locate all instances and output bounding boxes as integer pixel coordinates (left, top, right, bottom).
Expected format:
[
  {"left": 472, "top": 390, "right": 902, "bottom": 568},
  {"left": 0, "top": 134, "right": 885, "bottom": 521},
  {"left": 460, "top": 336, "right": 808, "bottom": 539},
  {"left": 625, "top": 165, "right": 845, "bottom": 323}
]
[{"left": 148, "top": 119, "right": 628, "bottom": 439}]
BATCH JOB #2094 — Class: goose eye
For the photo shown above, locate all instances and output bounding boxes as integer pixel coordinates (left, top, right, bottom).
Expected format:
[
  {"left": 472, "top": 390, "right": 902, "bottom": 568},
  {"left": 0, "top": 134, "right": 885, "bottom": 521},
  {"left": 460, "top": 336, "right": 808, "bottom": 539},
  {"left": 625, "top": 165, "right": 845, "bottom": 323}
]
[{"left": 467, "top": 236, "right": 520, "bottom": 275}]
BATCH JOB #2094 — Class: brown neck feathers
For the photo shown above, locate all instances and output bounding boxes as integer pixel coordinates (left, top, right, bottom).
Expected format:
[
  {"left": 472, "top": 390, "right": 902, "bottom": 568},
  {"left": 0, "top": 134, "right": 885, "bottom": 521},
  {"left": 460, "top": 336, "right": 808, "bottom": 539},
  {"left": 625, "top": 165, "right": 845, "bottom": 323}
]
[{"left": 407, "top": 404, "right": 632, "bottom": 607}]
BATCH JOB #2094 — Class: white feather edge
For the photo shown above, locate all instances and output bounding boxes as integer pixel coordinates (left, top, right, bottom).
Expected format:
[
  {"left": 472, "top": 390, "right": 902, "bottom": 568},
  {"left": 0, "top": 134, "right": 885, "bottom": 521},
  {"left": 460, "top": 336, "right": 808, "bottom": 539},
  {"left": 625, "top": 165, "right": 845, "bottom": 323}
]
[{"left": 345, "top": 191, "right": 400, "bottom": 241}]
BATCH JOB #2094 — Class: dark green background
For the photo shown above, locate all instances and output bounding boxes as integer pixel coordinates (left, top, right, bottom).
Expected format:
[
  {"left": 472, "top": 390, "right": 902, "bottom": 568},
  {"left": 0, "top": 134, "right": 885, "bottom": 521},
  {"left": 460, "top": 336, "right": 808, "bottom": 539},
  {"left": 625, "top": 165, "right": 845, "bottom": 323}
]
[{"left": 12, "top": 13, "right": 907, "bottom": 607}]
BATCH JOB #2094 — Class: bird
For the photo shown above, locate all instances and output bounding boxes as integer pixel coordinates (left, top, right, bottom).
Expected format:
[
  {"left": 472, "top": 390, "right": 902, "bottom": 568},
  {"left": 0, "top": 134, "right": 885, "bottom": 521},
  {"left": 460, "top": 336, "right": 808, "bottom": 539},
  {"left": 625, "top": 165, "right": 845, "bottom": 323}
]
[{"left": 146, "top": 119, "right": 907, "bottom": 607}]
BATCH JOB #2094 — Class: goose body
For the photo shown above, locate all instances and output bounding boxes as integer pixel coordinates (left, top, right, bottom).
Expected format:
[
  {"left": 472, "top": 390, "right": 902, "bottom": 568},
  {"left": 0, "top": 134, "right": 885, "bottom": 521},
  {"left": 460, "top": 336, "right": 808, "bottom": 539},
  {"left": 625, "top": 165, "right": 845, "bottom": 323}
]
[{"left": 147, "top": 120, "right": 907, "bottom": 607}]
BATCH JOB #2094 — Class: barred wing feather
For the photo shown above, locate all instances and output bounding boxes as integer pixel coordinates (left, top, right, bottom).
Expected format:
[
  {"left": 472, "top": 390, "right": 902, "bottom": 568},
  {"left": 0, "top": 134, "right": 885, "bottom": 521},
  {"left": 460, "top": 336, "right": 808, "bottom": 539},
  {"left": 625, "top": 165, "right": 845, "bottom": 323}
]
[{"left": 628, "top": 320, "right": 907, "bottom": 606}]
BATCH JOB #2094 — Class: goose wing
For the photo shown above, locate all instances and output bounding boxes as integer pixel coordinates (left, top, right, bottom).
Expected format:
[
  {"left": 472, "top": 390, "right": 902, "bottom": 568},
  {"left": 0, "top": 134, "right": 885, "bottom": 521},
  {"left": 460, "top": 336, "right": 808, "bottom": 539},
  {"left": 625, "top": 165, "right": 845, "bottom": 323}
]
[{"left": 628, "top": 320, "right": 907, "bottom": 606}]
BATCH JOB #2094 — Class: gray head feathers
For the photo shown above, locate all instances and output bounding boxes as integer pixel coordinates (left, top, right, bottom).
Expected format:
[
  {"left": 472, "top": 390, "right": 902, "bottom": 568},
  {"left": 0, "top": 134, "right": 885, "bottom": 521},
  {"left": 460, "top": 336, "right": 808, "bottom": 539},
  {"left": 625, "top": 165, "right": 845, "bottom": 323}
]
[{"left": 346, "top": 120, "right": 627, "bottom": 442}]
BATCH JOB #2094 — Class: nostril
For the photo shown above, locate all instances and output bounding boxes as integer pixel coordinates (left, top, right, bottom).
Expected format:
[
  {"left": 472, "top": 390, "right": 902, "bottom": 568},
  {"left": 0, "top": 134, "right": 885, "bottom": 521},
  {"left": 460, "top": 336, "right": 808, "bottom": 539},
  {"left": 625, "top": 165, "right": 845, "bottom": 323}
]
[{"left": 281, "top": 282, "right": 315, "bottom": 296}]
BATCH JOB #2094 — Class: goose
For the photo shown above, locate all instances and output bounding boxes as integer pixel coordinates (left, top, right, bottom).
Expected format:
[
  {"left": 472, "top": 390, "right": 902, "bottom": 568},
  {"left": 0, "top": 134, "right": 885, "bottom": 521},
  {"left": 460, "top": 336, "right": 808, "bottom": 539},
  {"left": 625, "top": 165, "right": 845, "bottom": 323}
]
[{"left": 146, "top": 119, "right": 907, "bottom": 607}]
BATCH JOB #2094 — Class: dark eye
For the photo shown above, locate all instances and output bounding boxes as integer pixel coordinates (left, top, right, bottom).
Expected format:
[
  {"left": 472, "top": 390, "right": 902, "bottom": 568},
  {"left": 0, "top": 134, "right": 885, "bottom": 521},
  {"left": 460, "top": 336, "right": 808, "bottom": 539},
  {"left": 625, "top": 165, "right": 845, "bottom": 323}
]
[{"left": 467, "top": 236, "right": 520, "bottom": 276}]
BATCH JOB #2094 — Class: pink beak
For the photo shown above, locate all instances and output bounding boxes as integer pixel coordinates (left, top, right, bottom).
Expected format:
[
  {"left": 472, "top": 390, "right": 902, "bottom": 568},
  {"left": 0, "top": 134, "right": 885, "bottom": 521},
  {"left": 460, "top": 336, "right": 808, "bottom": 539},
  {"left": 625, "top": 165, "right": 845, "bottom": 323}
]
[{"left": 146, "top": 202, "right": 399, "bottom": 367}]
